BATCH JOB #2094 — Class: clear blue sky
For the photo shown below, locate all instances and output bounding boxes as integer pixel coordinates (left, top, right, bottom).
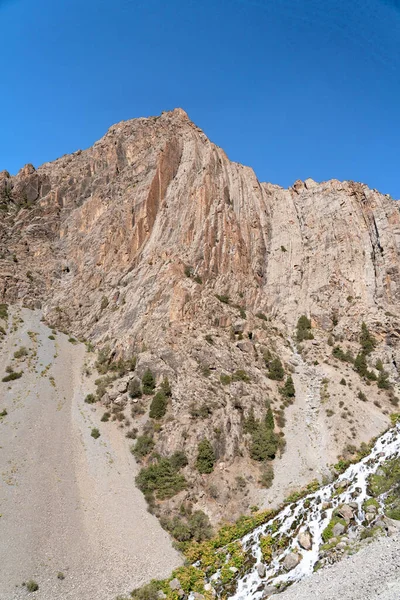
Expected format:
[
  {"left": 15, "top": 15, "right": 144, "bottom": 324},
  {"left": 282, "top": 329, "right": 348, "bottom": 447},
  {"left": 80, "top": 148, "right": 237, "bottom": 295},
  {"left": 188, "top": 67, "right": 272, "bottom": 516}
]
[{"left": 1, "top": 0, "right": 400, "bottom": 197}]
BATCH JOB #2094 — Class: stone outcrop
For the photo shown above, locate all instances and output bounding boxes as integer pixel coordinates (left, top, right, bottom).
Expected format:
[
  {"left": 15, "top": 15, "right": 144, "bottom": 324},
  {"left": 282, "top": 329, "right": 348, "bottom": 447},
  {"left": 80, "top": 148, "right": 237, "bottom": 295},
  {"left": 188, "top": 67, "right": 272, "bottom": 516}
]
[{"left": 1, "top": 108, "right": 399, "bottom": 523}]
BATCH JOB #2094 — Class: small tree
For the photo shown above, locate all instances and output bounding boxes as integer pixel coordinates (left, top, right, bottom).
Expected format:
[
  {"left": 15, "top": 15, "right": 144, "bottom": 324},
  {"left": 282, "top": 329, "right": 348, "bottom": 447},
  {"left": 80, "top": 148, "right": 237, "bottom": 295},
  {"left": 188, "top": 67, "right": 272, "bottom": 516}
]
[
  {"left": 160, "top": 376, "right": 172, "bottom": 397},
  {"left": 244, "top": 407, "right": 258, "bottom": 433},
  {"left": 142, "top": 369, "right": 155, "bottom": 395},
  {"left": 377, "top": 369, "right": 391, "bottom": 390},
  {"left": 281, "top": 375, "right": 295, "bottom": 398},
  {"left": 196, "top": 439, "right": 216, "bottom": 474},
  {"left": 296, "top": 315, "right": 314, "bottom": 342},
  {"left": 249, "top": 426, "right": 278, "bottom": 461},
  {"left": 360, "top": 322, "right": 376, "bottom": 355},
  {"left": 268, "top": 357, "right": 284, "bottom": 381},
  {"left": 149, "top": 390, "right": 168, "bottom": 419},
  {"left": 128, "top": 378, "right": 142, "bottom": 399},
  {"left": 265, "top": 405, "right": 275, "bottom": 430},
  {"left": 354, "top": 352, "right": 368, "bottom": 377}
]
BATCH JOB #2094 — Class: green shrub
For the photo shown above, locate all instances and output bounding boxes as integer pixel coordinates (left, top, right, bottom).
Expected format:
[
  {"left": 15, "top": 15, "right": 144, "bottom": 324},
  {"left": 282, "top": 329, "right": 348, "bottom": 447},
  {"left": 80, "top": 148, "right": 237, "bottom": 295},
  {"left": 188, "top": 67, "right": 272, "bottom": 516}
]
[
  {"left": 0, "top": 303, "right": 8, "bottom": 320},
  {"left": 232, "top": 369, "right": 250, "bottom": 383},
  {"left": 360, "top": 322, "right": 376, "bottom": 355},
  {"left": 136, "top": 457, "right": 187, "bottom": 500},
  {"left": 160, "top": 376, "right": 172, "bottom": 397},
  {"left": 259, "top": 462, "right": 274, "bottom": 488},
  {"left": 149, "top": 390, "right": 168, "bottom": 419},
  {"left": 220, "top": 373, "right": 231, "bottom": 385},
  {"left": 333, "top": 346, "right": 354, "bottom": 363},
  {"left": 377, "top": 369, "right": 391, "bottom": 389},
  {"left": 265, "top": 406, "right": 275, "bottom": 430},
  {"left": 215, "top": 294, "right": 230, "bottom": 304},
  {"left": 244, "top": 408, "right": 258, "bottom": 433},
  {"left": 256, "top": 312, "right": 268, "bottom": 321},
  {"left": 249, "top": 426, "right": 278, "bottom": 461},
  {"left": 296, "top": 315, "right": 314, "bottom": 342},
  {"left": 84, "top": 393, "right": 96, "bottom": 404},
  {"left": 196, "top": 439, "right": 216, "bottom": 474},
  {"left": 321, "top": 516, "right": 347, "bottom": 543},
  {"left": 13, "top": 346, "right": 28, "bottom": 359},
  {"left": 281, "top": 375, "right": 295, "bottom": 398},
  {"left": 267, "top": 357, "right": 284, "bottom": 381},
  {"left": 170, "top": 450, "right": 188, "bottom": 470},
  {"left": 25, "top": 580, "right": 39, "bottom": 592},
  {"left": 91, "top": 428, "right": 100, "bottom": 439},
  {"left": 0, "top": 408, "right": 7, "bottom": 417},
  {"left": 101, "top": 411, "right": 111, "bottom": 422},
  {"left": 128, "top": 378, "right": 142, "bottom": 399},
  {"left": 131, "top": 581, "right": 161, "bottom": 600},
  {"left": 340, "top": 378, "right": 346, "bottom": 386},
  {"left": 2, "top": 371, "right": 22, "bottom": 382},
  {"left": 358, "top": 390, "right": 367, "bottom": 402},
  {"left": 142, "top": 369, "right": 156, "bottom": 395},
  {"left": 132, "top": 435, "right": 155, "bottom": 459}
]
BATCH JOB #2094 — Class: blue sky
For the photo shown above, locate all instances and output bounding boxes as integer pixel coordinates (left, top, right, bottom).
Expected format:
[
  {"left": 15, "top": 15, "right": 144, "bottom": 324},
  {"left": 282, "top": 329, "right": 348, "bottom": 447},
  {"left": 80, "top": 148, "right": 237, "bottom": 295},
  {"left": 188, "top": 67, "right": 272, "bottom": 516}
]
[{"left": 1, "top": 0, "right": 400, "bottom": 197}]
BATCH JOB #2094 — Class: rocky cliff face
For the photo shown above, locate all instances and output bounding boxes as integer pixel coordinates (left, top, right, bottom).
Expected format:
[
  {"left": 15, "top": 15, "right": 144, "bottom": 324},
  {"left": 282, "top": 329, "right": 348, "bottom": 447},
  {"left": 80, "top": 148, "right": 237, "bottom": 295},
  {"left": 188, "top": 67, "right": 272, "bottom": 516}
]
[{"left": 1, "top": 108, "right": 399, "bottom": 523}]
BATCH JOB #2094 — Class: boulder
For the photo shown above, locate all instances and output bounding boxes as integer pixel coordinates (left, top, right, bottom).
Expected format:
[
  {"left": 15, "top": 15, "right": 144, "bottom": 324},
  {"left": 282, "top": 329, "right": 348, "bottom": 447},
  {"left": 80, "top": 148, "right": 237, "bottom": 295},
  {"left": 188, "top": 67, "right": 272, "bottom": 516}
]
[
  {"left": 193, "top": 594, "right": 205, "bottom": 600},
  {"left": 298, "top": 530, "right": 312, "bottom": 550},
  {"left": 337, "top": 504, "right": 354, "bottom": 524},
  {"left": 257, "top": 563, "right": 266, "bottom": 578},
  {"left": 113, "top": 394, "right": 128, "bottom": 407},
  {"left": 332, "top": 523, "right": 346, "bottom": 537},
  {"left": 169, "top": 578, "right": 181, "bottom": 591},
  {"left": 117, "top": 377, "right": 129, "bottom": 393},
  {"left": 157, "top": 592, "right": 167, "bottom": 599},
  {"left": 283, "top": 552, "right": 301, "bottom": 571},
  {"left": 263, "top": 585, "right": 277, "bottom": 596},
  {"left": 365, "top": 505, "right": 377, "bottom": 514},
  {"left": 101, "top": 392, "right": 111, "bottom": 407}
]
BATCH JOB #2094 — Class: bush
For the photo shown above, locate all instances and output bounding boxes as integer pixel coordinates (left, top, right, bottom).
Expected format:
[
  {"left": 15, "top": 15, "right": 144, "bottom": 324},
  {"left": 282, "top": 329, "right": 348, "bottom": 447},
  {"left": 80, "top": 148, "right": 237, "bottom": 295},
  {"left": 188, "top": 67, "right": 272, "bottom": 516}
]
[
  {"left": 360, "top": 322, "right": 376, "bottom": 355},
  {"left": 2, "top": 371, "right": 22, "bottom": 382},
  {"left": 333, "top": 346, "right": 354, "bottom": 363},
  {"left": 358, "top": 390, "right": 367, "bottom": 402},
  {"left": 340, "top": 378, "right": 346, "bottom": 386},
  {"left": 0, "top": 303, "right": 8, "bottom": 320},
  {"left": 215, "top": 294, "right": 230, "bottom": 304},
  {"left": 267, "top": 357, "right": 284, "bottom": 381},
  {"left": 149, "top": 390, "right": 167, "bottom": 419},
  {"left": 132, "top": 435, "right": 155, "bottom": 459},
  {"left": 26, "top": 580, "right": 39, "bottom": 592},
  {"left": 101, "top": 411, "right": 111, "bottom": 422},
  {"left": 128, "top": 379, "right": 142, "bottom": 399},
  {"left": 91, "top": 428, "right": 100, "bottom": 439},
  {"left": 244, "top": 408, "right": 258, "bottom": 433},
  {"left": 256, "top": 312, "right": 268, "bottom": 321},
  {"left": 281, "top": 375, "right": 295, "bottom": 398},
  {"left": 196, "top": 439, "right": 216, "bottom": 474},
  {"left": 13, "top": 346, "right": 28, "bottom": 359},
  {"left": 259, "top": 462, "right": 274, "bottom": 488},
  {"left": 296, "top": 315, "right": 314, "bottom": 342},
  {"left": 131, "top": 581, "right": 161, "bottom": 600},
  {"left": 378, "top": 369, "right": 391, "bottom": 389},
  {"left": 142, "top": 369, "right": 156, "bottom": 395},
  {"left": 160, "top": 376, "right": 172, "bottom": 397},
  {"left": 170, "top": 450, "right": 188, "bottom": 470},
  {"left": 232, "top": 369, "right": 250, "bottom": 383},
  {"left": 84, "top": 393, "right": 96, "bottom": 404},
  {"left": 0, "top": 409, "right": 7, "bottom": 417},
  {"left": 249, "top": 426, "right": 278, "bottom": 461},
  {"left": 265, "top": 406, "right": 275, "bottom": 430},
  {"left": 220, "top": 373, "right": 231, "bottom": 385},
  {"left": 136, "top": 457, "right": 187, "bottom": 500}
]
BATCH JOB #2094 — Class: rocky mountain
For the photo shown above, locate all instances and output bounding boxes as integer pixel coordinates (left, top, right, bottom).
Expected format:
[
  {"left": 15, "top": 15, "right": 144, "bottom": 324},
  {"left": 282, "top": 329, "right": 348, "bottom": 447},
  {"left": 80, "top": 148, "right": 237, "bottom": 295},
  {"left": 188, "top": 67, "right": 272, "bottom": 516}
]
[{"left": 1, "top": 107, "right": 400, "bottom": 531}]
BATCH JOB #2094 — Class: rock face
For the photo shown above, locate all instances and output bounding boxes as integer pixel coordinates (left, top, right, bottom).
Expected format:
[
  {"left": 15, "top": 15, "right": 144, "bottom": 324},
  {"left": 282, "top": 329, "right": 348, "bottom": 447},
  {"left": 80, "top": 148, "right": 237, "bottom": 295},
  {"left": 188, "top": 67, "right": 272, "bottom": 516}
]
[{"left": 1, "top": 108, "right": 400, "bottom": 523}]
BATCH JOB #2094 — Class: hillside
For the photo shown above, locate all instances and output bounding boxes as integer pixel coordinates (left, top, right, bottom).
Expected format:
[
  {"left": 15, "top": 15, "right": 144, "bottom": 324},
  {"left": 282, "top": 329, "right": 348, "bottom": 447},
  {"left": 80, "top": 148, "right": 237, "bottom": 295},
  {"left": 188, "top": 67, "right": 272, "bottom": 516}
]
[{"left": 0, "top": 109, "right": 399, "bottom": 598}]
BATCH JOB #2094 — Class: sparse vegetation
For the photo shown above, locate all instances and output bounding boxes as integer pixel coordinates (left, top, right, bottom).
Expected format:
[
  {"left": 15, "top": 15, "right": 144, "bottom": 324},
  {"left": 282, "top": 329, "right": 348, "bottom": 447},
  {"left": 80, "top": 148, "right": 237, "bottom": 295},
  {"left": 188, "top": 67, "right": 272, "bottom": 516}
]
[
  {"left": 196, "top": 439, "right": 216, "bottom": 474},
  {"left": 13, "top": 346, "right": 28, "bottom": 359},
  {"left": 91, "top": 428, "right": 100, "bottom": 439},
  {"left": 215, "top": 294, "right": 230, "bottom": 304},
  {"left": 296, "top": 315, "right": 313, "bottom": 342},
  {"left": 149, "top": 390, "right": 168, "bottom": 419},
  {"left": 84, "top": 393, "right": 96, "bottom": 404},
  {"left": 131, "top": 435, "right": 155, "bottom": 459},
  {"left": 2, "top": 370, "right": 22, "bottom": 382},
  {"left": 267, "top": 357, "right": 284, "bottom": 381},
  {"left": 360, "top": 322, "right": 376, "bottom": 355},
  {"left": 142, "top": 369, "right": 156, "bottom": 395},
  {"left": 25, "top": 580, "right": 39, "bottom": 592},
  {"left": 136, "top": 456, "right": 187, "bottom": 500}
]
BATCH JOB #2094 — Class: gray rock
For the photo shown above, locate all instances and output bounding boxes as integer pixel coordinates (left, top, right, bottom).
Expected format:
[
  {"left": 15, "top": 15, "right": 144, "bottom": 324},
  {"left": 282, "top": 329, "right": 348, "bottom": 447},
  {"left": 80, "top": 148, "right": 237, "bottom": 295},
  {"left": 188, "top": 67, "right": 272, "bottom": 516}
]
[
  {"left": 283, "top": 552, "right": 302, "bottom": 571},
  {"left": 332, "top": 523, "right": 346, "bottom": 537},
  {"left": 169, "top": 578, "right": 181, "bottom": 591},
  {"left": 264, "top": 584, "right": 277, "bottom": 596},
  {"left": 337, "top": 504, "right": 354, "bottom": 523},
  {"left": 157, "top": 592, "right": 167, "bottom": 599},
  {"left": 298, "top": 530, "right": 312, "bottom": 550},
  {"left": 257, "top": 562, "right": 266, "bottom": 578}
]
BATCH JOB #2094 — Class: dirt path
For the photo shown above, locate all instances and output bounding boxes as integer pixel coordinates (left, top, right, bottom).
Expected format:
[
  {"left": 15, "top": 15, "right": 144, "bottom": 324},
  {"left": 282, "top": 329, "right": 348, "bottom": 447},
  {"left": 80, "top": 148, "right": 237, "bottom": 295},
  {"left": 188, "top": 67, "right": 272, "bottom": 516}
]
[
  {"left": 0, "top": 307, "right": 181, "bottom": 600},
  {"left": 259, "top": 345, "right": 331, "bottom": 508}
]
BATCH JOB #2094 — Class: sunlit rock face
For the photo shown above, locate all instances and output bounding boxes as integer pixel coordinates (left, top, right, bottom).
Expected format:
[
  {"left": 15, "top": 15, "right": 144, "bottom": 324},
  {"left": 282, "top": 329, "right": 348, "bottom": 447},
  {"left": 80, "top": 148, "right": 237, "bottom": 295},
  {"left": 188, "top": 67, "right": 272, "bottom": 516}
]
[{"left": 1, "top": 108, "right": 400, "bottom": 524}]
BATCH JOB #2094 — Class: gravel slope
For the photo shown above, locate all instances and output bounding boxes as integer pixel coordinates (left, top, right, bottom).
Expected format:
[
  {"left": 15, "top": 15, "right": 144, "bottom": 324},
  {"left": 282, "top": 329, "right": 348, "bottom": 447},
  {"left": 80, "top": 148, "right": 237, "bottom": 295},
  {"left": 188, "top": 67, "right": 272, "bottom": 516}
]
[
  {"left": 276, "top": 533, "right": 400, "bottom": 600},
  {"left": 0, "top": 307, "right": 181, "bottom": 600}
]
